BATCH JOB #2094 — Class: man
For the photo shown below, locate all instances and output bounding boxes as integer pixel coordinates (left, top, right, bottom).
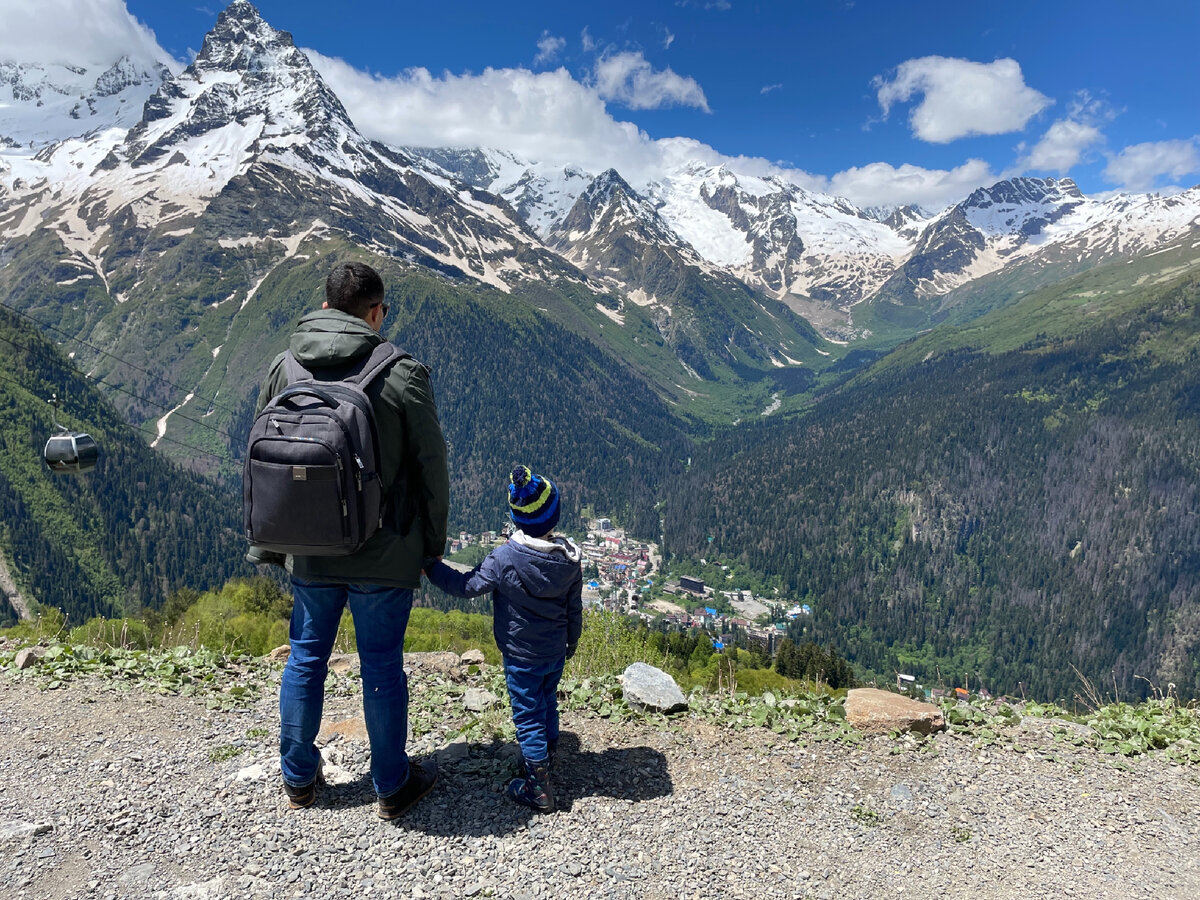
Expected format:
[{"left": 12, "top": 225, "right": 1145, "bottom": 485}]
[{"left": 251, "top": 261, "right": 449, "bottom": 819}]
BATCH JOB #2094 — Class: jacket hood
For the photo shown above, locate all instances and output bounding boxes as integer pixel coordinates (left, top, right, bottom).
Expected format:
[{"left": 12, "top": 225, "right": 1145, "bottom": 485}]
[
  {"left": 508, "top": 531, "right": 582, "bottom": 598},
  {"left": 289, "top": 309, "right": 382, "bottom": 368}
]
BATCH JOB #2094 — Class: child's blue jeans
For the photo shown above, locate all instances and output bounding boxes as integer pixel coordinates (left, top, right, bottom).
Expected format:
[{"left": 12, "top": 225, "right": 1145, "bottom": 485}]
[{"left": 503, "top": 655, "right": 565, "bottom": 762}]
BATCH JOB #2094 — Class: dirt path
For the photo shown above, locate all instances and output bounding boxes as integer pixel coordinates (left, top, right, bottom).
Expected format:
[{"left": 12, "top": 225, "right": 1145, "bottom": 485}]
[{"left": 1, "top": 668, "right": 1199, "bottom": 899}]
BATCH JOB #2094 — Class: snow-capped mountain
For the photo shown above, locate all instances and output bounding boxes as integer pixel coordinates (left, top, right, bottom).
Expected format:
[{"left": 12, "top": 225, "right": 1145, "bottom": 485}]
[
  {"left": 0, "top": 56, "right": 170, "bottom": 149},
  {"left": 0, "top": 0, "right": 568, "bottom": 300},
  {"left": 547, "top": 167, "right": 825, "bottom": 377},
  {"left": 549, "top": 168, "right": 701, "bottom": 276},
  {"left": 648, "top": 163, "right": 913, "bottom": 306},
  {"left": 2, "top": 0, "right": 1198, "bottom": 364},
  {"left": 876, "top": 177, "right": 1200, "bottom": 307},
  {"left": 405, "top": 149, "right": 920, "bottom": 311}
]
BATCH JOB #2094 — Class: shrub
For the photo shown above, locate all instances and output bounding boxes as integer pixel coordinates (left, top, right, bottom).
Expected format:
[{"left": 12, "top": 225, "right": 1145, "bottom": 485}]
[{"left": 566, "top": 609, "right": 667, "bottom": 679}]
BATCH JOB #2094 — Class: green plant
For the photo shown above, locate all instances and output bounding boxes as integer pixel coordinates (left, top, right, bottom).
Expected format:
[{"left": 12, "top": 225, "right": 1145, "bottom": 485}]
[
  {"left": 208, "top": 744, "right": 245, "bottom": 762},
  {"left": 850, "top": 805, "right": 880, "bottom": 827}
]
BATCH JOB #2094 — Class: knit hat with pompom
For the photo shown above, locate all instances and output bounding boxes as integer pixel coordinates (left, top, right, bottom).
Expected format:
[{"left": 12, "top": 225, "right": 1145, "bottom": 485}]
[{"left": 508, "top": 464, "right": 560, "bottom": 535}]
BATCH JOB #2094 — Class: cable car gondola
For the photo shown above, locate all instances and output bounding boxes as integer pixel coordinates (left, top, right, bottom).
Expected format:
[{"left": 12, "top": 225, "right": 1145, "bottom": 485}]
[{"left": 43, "top": 395, "right": 99, "bottom": 475}]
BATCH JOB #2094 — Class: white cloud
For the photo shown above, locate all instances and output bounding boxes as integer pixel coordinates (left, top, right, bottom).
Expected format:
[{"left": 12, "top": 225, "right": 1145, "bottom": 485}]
[
  {"left": 591, "top": 51, "right": 710, "bottom": 112},
  {"left": 760, "top": 83, "right": 783, "bottom": 95},
  {"left": 0, "top": 0, "right": 176, "bottom": 69},
  {"left": 581, "top": 28, "right": 597, "bottom": 53},
  {"left": 663, "top": 29, "right": 676, "bottom": 50},
  {"left": 874, "top": 56, "right": 1052, "bottom": 143},
  {"left": 822, "top": 159, "right": 998, "bottom": 210},
  {"left": 307, "top": 51, "right": 662, "bottom": 178},
  {"left": 1102, "top": 138, "right": 1200, "bottom": 191},
  {"left": 1024, "top": 119, "right": 1104, "bottom": 173},
  {"left": 533, "top": 32, "right": 566, "bottom": 66}
]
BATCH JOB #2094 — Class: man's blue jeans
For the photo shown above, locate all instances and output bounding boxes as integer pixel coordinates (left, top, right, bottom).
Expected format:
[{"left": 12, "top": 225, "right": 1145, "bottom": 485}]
[
  {"left": 503, "top": 656, "right": 565, "bottom": 763},
  {"left": 280, "top": 578, "right": 413, "bottom": 797}
]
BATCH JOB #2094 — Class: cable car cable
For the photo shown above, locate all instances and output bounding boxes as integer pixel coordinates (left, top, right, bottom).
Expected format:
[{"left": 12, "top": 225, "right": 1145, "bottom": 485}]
[
  {"left": 0, "top": 300, "right": 243, "bottom": 417},
  {"left": 0, "top": 331, "right": 240, "bottom": 444},
  {"left": 0, "top": 369, "right": 234, "bottom": 465}
]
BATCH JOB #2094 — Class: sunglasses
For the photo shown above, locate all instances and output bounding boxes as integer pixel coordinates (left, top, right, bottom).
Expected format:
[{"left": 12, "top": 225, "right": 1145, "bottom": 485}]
[{"left": 371, "top": 301, "right": 390, "bottom": 317}]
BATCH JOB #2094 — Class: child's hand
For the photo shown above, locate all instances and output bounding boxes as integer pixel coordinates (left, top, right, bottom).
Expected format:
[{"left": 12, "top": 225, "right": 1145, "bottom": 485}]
[{"left": 565, "top": 642, "right": 577, "bottom": 660}]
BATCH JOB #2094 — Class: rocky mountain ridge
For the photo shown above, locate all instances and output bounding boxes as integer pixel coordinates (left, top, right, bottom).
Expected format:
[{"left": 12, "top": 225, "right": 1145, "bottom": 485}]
[{"left": 2, "top": 1, "right": 1198, "bottom": 347}]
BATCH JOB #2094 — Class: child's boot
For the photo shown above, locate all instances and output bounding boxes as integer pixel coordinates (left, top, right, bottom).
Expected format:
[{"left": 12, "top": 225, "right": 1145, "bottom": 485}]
[{"left": 507, "top": 757, "right": 555, "bottom": 812}]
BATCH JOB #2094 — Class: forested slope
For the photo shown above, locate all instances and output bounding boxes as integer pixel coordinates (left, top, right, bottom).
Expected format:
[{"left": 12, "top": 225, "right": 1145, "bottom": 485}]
[
  {"left": 0, "top": 307, "right": 249, "bottom": 624},
  {"left": 663, "top": 270, "right": 1200, "bottom": 700}
]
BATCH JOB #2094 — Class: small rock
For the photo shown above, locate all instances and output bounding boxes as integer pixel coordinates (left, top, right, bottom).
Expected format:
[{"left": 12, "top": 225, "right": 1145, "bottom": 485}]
[
  {"left": 327, "top": 653, "right": 358, "bottom": 674},
  {"left": 235, "top": 764, "right": 266, "bottom": 782},
  {"left": 15, "top": 648, "right": 44, "bottom": 670},
  {"left": 463, "top": 689, "right": 500, "bottom": 712},
  {"left": 0, "top": 820, "right": 39, "bottom": 842},
  {"left": 459, "top": 649, "right": 486, "bottom": 666},
  {"left": 118, "top": 863, "right": 156, "bottom": 885},
  {"left": 441, "top": 736, "right": 470, "bottom": 762},
  {"left": 173, "top": 877, "right": 225, "bottom": 899}
]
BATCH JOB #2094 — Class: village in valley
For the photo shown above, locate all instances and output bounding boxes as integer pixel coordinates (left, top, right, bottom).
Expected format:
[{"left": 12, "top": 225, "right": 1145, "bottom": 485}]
[
  {"left": 446, "top": 516, "right": 994, "bottom": 702},
  {"left": 447, "top": 516, "right": 810, "bottom": 659}
]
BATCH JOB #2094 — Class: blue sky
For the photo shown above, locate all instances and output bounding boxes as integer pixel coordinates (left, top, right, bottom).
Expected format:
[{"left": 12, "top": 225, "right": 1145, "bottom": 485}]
[{"left": 12, "top": 0, "right": 1200, "bottom": 209}]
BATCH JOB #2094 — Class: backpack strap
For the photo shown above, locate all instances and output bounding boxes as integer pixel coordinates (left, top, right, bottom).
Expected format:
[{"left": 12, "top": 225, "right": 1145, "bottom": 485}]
[
  {"left": 282, "top": 350, "right": 312, "bottom": 386},
  {"left": 346, "top": 342, "right": 411, "bottom": 390}
]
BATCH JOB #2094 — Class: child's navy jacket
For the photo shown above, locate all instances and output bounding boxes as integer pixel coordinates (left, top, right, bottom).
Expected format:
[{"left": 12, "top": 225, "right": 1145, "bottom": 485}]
[{"left": 425, "top": 531, "right": 583, "bottom": 663}]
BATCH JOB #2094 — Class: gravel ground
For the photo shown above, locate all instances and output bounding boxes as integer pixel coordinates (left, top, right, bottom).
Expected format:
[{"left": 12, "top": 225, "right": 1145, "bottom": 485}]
[{"left": 2, "top": 663, "right": 1198, "bottom": 900}]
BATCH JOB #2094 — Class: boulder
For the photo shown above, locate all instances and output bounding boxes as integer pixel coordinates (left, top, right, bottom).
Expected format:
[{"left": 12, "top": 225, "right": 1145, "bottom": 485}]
[
  {"left": 844, "top": 688, "right": 946, "bottom": 736},
  {"left": 459, "top": 649, "right": 486, "bottom": 666},
  {"left": 621, "top": 663, "right": 688, "bottom": 714},
  {"left": 0, "top": 819, "right": 50, "bottom": 842},
  {"left": 267, "top": 645, "right": 290, "bottom": 662},
  {"left": 327, "top": 653, "right": 358, "bottom": 674},
  {"left": 440, "top": 735, "right": 471, "bottom": 762},
  {"left": 234, "top": 763, "right": 266, "bottom": 782}
]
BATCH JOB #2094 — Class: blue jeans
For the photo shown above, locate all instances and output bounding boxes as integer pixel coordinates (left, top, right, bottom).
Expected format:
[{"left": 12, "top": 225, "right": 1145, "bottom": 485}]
[
  {"left": 280, "top": 578, "right": 413, "bottom": 797},
  {"left": 504, "top": 655, "right": 565, "bottom": 763}
]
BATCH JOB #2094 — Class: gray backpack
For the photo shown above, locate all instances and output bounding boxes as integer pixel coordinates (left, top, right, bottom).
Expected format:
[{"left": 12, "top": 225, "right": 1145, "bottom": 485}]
[{"left": 243, "top": 343, "right": 408, "bottom": 557}]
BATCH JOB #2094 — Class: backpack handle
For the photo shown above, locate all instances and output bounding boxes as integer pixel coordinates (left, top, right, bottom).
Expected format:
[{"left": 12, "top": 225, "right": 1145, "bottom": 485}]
[{"left": 276, "top": 384, "right": 340, "bottom": 409}]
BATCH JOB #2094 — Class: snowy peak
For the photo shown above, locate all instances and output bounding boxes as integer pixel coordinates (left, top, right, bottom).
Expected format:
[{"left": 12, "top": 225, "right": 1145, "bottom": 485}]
[
  {"left": 402, "top": 146, "right": 594, "bottom": 238},
  {"left": 125, "top": 0, "right": 357, "bottom": 168},
  {"left": 958, "top": 176, "right": 1086, "bottom": 237},
  {"left": 874, "top": 176, "right": 1200, "bottom": 304},
  {"left": 553, "top": 168, "right": 691, "bottom": 256},
  {"left": 196, "top": 0, "right": 288, "bottom": 71}
]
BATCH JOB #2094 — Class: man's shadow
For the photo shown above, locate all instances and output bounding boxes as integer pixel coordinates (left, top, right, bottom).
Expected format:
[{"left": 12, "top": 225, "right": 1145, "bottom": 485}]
[{"left": 391, "top": 731, "right": 673, "bottom": 837}]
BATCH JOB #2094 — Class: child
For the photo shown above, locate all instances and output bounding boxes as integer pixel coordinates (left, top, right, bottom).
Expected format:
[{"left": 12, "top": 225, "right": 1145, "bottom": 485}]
[{"left": 424, "top": 464, "right": 582, "bottom": 812}]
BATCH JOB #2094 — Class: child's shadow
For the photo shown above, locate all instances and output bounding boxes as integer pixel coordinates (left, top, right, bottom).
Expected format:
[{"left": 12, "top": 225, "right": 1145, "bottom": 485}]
[
  {"left": 552, "top": 732, "right": 673, "bottom": 812},
  {"left": 400, "top": 731, "right": 673, "bottom": 836}
]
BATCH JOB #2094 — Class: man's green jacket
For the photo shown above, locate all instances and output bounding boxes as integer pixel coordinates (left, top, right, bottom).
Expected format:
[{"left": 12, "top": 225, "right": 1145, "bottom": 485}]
[{"left": 250, "top": 309, "right": 449, "bottom": 588}]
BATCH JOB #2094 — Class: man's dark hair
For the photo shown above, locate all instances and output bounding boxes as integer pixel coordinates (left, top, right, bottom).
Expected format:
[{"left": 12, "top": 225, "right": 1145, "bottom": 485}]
[{"left": 325, "top": 262, "right": 384, "bottom": 318}]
